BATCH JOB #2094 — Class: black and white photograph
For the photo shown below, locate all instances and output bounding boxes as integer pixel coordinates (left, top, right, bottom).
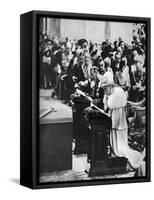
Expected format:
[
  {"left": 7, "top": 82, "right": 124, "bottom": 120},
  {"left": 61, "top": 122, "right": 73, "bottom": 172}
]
[{"left": 38, "top": 16, "right": 150, "bottom": 184}]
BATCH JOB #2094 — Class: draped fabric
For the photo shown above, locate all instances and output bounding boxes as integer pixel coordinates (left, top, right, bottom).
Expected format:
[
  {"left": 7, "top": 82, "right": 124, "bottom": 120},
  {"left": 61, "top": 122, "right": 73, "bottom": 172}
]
[
  {"left": 111, "top": 107, "right": 127, "bottom": 130},
  {"left": 110, "top": 129, "right": 145, "bottom": 169}
]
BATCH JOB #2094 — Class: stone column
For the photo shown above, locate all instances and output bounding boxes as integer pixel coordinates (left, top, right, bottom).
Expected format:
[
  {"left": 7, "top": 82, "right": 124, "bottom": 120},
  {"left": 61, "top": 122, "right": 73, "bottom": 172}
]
[
  {"left": 46, "top": 18, "right": 60, "bottom": 39},
  {"left": 105, "top": 22, "right": 111, "bottom": 41}
]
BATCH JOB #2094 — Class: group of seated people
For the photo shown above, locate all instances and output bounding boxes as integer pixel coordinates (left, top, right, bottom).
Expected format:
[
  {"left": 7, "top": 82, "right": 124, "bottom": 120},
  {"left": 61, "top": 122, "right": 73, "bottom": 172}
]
[{"left": 39, "top": 24, "right": 146, "bottom": 106}]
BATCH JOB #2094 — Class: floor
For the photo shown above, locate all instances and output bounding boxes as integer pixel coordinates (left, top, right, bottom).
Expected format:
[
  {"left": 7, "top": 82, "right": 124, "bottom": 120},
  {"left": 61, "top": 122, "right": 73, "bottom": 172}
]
[
  {"left": 39, "top": 89, "right": 136, "bottom": 183},
  {"left": 40, "top": 153, "right": 135, "bottom": 183}
]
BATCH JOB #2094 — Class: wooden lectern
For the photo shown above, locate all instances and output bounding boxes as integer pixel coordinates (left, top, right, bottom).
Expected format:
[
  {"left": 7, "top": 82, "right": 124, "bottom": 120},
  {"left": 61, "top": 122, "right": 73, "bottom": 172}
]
[{"left": 85, "top": 109, "right": 127, "bottom": 176}]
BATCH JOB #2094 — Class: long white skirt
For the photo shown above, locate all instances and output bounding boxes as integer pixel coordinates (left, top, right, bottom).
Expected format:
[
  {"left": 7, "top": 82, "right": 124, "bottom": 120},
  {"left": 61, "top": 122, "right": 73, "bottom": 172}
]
[{"left": 110, "top": 128, "right": 145, "bottom": 170}]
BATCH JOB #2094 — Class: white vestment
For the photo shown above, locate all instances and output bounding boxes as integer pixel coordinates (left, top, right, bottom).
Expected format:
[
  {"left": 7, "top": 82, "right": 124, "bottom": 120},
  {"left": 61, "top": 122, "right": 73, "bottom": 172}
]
[{"left": 104, "top": 87, "right": 145, "bottom": 170}]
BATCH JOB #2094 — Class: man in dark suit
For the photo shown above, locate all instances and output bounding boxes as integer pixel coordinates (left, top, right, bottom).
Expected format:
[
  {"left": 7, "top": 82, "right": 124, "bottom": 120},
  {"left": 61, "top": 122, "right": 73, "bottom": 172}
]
[
  {"left": 72, "top": 55, "right": 85, "bottom": 83},
  {"left": 72, "top": 54, "right": 92, "bottom": 94}
]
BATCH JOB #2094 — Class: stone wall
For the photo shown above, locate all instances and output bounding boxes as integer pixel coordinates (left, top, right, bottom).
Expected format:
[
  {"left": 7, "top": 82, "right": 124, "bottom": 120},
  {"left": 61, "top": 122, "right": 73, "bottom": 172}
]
[{"left": 40, "top": 17, "right": 134, "bottom": 44}]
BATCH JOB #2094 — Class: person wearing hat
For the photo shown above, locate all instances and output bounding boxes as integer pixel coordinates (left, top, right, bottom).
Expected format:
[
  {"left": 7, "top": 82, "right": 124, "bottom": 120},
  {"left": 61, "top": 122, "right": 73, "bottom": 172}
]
[{"left": 101, "top": 72, "right": 145, "bottom": 172}]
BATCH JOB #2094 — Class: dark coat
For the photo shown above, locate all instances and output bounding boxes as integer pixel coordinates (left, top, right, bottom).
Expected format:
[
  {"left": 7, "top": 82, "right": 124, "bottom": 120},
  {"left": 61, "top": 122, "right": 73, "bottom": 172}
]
[{"left": 73, "top": 63, "right": 86, "bottom": 83}]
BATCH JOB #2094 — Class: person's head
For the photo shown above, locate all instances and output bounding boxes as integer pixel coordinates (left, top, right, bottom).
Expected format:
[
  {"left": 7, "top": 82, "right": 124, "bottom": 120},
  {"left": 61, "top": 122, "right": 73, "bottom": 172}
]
[
  {"left": 99, "top": 60, "right": 105, "bottom": 74},
  {"left": 101, "top": 72, "right": 115, "bottom": 95},
  {"left": 65, "top": 37, "right": 69, "bottom": 42},
  {"left": 106, "top": 39, "right": 110, "bottom": 46},
  {"left": 109, "top": 51, "right": 114, "bottom": 59},
  {"left": 104, "top": 57, "right": 111, "bottom": 69},
  {"left": 65, "top": 46, "right": 71, "bottom": 54},
  {"left": 52, "top": 36, "right": 59, "bottom": 45},
  {"left": 91, "top": 50, "right": 98, "bottom": 61},
  {"left": 137, "top": 46, "right": 144, "bottom": 55},
  {"left": 76, "top": 43, "right": 81, "bottom": 49},
  {"left": 39, "top": 32, "right": 43, "bottom": 41},
  {"left": 118, "top": 37, "right": 123, "bottom": 42},
  {"left": 132, "top": 50, "right": 138, "bottom": 57},
  {"left": 132, "top": 50, "right": 139, "bottom": 64},
  {"left": 47, "top": 41, "right": 52, "bottom": 49},
  {"left": 62, "top": 60, "right": 69, "bottom": 72},
  {"left": 131, "top": 41, "right": 136, "bottom": 49},
  {"left": 136, "top": 37, "right": 141, "bottom": 45},
  {"left": 136, "top": 62, "right": 143, "bottom": 76},
  {"left": 84, "top": 53, "right": 91, "bottom": 65},
  {"left": 75, "top": 48, "right": 83, "bottom": 58},
  {"left": 102, "top": 41, "right": 107, "bottom": 49},
  {"left": 90, "top": 66, "right": 99, "bottom": 80},
  {"left": 60, "top": 44, "right": 65, "bottom": 53},
  {"left": 115, "top": 53, "right": 121, "bottom": 63},
  {"left": 44, "top": 34, "right": 48, "bottom": 40},
  {"left": 119, "top": 41, "right": 125, "bottom": 50},
  {"left": 114, "top": 41, "right": 118, "bottom": 48},
  {"left": 82, "top": 41, "right": 88, "bottom": 49},
  {"left": 93, "top": 43, "right": 97, "bottom": 51},
  {"left": 103, "top": 85, "right": 114, "bottom": 96},
  {"left": 78, "top": 54, "right": 84, "bottom": 65},
  {"left": 65, "top": 43, "right": 71, "bottom": 54},
  {"left": 117, "top": 46, "right": 122, "bottom": 53},
  {"left": 121, "top": 56, "right": 127, "bottom": 66}
]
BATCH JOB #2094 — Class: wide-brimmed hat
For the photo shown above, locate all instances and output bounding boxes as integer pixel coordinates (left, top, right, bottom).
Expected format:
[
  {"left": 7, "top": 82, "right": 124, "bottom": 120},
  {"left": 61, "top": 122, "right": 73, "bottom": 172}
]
[{"left": 100, "top": 72, "right": 115, "bottom": 88}]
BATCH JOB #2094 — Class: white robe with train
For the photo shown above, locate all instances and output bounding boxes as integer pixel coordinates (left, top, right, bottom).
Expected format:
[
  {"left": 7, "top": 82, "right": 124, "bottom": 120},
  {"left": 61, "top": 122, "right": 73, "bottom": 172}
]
[{"left": 103, "top": 87, "right": 145, "bottom": 170}]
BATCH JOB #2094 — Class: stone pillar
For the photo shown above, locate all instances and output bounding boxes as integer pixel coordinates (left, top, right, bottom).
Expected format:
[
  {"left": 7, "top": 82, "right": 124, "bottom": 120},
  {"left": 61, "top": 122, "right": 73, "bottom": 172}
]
[
  {"left": 105, "top": 22, "right": 111, "bottom": 41},
  {"left": 46, "top": 18, "right": 60, "bottom": 39}
]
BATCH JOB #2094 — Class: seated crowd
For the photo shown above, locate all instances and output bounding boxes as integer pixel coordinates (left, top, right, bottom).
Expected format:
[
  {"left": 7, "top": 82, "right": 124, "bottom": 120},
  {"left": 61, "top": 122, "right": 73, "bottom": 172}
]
[{"left": 39, "top": 24, "right": 146, "bottom": 105}]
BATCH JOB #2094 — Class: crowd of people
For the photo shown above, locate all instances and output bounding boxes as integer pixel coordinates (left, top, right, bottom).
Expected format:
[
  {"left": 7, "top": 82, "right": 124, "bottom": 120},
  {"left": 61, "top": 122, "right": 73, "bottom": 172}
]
[{"left": 39, "top": 23, "right": 146, "bottom": 106}]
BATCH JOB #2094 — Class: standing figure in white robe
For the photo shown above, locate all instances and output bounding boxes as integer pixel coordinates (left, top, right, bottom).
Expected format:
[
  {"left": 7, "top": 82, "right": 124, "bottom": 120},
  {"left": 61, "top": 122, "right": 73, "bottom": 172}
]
[{"left": 101, "top": 72, "right": 145, "bottom": 172}]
